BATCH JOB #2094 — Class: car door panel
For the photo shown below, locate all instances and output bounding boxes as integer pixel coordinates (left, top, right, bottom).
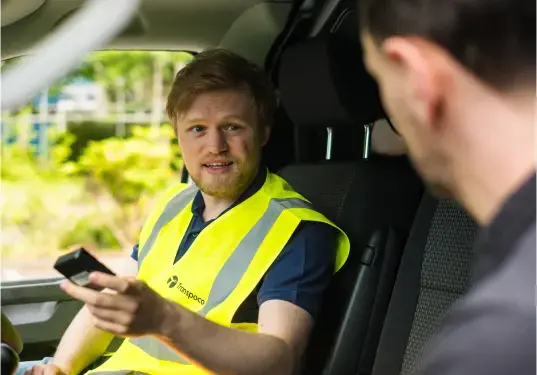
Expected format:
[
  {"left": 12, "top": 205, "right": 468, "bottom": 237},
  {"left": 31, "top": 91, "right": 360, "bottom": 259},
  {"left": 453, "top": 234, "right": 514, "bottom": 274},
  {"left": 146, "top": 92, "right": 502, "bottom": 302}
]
[{"left": 2, "top": 278, "right": 83, "bottom": 361}]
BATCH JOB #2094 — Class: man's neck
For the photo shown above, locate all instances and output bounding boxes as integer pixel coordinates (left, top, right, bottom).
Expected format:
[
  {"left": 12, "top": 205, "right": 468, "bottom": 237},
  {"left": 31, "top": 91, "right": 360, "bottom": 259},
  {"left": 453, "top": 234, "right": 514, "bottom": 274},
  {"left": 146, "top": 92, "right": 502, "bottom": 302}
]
[
  {"left": 449, "top": 90, "right": 536, "bottom": 225},
  {"left": 200, "top": 166, "right": 263, "bottom": 222},
  {"left": 201, "top": 194, "right": 237, "bottom": 222}
]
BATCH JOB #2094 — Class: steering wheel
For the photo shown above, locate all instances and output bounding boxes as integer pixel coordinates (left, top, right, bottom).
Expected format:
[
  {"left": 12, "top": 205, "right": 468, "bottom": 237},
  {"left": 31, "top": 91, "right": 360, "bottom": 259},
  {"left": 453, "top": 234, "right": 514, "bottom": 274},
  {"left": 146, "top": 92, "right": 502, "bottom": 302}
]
[{"left": 1, "top": 312, "right": 22, "bottom": 375}]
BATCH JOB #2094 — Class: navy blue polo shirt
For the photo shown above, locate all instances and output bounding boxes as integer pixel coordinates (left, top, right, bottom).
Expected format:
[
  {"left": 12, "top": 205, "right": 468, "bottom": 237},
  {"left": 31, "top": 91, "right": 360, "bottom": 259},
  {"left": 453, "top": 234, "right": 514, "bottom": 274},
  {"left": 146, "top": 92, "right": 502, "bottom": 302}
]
[{"left": 131, "top": 168, "right": 338, "bottom": 319}]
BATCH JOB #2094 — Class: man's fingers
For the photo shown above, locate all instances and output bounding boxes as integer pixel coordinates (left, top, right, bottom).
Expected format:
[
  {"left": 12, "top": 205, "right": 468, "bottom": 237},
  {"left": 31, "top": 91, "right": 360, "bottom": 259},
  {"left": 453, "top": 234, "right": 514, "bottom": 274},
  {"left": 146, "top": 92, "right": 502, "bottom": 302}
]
[
  {"left": 89, "top": 272, "right": 132, "bottom": 294},
  {"left": 93, "top": 318, "right": 129, "bottom": 336},
  {"left": 87, "top": 304, "right": 135, "bottom": 326},
  {"left": 61, "top": 281, "right": 123, "bottom": 308},
  {"left": 44, "top": 365, "right": 62, "bottom": 375},
  {"left": 26, "top": 364, "right": 60, "bottom": 375}
]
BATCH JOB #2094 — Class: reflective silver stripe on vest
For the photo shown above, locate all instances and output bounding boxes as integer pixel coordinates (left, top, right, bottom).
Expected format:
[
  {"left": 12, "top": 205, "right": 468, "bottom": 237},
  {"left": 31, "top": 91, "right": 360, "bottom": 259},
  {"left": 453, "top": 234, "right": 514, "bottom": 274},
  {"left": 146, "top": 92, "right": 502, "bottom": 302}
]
[
  {"left": 132, "top": 196, "right": 312, "bottom": 364},
  {"left": 197, "top": 197, "right": 311, "bottom": 316},
  {"left": 138, "top": 185, "right": 198, "bottom": 267}
]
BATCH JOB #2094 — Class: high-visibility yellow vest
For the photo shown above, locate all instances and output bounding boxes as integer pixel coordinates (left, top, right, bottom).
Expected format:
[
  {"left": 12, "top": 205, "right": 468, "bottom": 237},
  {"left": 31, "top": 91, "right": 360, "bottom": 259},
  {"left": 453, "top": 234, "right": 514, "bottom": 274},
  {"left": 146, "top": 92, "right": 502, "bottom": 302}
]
[{"left": 86, "top": 171, "right": 350, "bottom": 375}]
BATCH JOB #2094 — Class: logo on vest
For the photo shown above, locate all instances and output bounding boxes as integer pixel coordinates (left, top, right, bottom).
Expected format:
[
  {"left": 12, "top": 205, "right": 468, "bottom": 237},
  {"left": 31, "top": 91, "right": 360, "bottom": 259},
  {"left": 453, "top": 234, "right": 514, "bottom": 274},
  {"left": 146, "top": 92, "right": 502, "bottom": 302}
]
[
  {"left": 167, "top": 275, "right": 179, "bottom": 288},
  {"left": 166, "top": 275, "right": 205, "bottom": 305}
]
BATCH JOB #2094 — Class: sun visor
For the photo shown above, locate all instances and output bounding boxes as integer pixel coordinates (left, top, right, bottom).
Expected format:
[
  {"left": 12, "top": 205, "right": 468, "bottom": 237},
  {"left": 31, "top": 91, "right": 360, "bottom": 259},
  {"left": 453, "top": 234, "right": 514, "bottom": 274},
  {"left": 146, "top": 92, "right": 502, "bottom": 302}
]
[
  {"left": 278, "top": 35, "right": 384, "bottom": 129},
  {"left": 1, "top": 0, "right": 46, "bottom": 27}
]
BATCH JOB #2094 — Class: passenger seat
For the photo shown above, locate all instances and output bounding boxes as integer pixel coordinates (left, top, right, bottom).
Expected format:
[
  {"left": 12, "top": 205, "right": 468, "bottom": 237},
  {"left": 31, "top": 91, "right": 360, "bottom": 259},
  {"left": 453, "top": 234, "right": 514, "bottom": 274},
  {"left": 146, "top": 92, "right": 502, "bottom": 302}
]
[
  {"left": 276, "top": 35, "right": 424, "bottom": 375},
  {"left": 368, "top": 195, "right": 478, "bottom": 375}
]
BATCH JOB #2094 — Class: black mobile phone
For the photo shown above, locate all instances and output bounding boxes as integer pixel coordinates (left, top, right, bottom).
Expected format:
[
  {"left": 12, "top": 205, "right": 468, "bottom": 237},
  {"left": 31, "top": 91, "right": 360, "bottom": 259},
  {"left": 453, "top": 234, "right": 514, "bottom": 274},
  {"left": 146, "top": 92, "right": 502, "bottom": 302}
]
[{"left": 54, "top": 247, "right": 116, "bottom": 290}]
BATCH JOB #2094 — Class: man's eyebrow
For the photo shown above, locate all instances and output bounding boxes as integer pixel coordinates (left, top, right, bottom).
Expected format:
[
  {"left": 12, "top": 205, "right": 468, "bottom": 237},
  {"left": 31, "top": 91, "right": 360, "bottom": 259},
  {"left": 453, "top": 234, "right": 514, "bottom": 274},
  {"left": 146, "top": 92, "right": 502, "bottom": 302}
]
[
  {"left": 183, "top": 118, "right": 205, "bottom": 124},
  {"left": 222, "top": 115, "right": 248, "bottom": 122},
  {"left": 179, "top": 115, "right": 250, "bottom": 125}
]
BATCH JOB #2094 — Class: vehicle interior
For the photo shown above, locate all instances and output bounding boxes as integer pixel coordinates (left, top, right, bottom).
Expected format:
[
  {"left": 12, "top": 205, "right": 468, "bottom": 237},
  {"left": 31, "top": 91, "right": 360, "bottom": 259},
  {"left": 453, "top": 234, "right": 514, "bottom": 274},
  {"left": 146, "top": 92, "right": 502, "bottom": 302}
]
[{"left": 1, "top": 1, "right": 480, "bottom": 375}]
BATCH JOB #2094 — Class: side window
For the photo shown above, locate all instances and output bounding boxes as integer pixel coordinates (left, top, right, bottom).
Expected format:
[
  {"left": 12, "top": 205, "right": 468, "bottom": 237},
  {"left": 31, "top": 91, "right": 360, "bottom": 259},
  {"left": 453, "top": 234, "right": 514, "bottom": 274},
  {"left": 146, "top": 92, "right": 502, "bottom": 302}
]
[{"left": 1, "top": 51, "right": 193, "bottom": 281}]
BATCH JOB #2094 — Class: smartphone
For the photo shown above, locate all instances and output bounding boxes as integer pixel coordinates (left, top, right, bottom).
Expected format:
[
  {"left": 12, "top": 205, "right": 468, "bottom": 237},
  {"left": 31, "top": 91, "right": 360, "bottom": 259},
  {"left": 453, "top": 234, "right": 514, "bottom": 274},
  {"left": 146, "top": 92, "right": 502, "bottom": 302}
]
[{"left": 54, "top": 247, "right": 115, "bottom": 290}]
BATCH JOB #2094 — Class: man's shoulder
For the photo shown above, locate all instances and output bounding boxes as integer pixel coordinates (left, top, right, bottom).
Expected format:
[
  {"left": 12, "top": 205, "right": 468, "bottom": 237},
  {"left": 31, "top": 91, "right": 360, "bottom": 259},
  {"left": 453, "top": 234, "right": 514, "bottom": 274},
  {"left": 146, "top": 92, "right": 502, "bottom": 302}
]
[
  {"left": 272, "top": 220, "right": 338, "bottom": 265},
  {"left": 293, "top": 220, "right": 339, "bottom": 240},
  {"left": 478, "top": 224, "right": 535, "bottom": 307},
  {"left": 420, "top": 297, "right": 535, "bottom": 375},
  {"left": 257, "top": 221, "right": 338, "bottom": 319}
]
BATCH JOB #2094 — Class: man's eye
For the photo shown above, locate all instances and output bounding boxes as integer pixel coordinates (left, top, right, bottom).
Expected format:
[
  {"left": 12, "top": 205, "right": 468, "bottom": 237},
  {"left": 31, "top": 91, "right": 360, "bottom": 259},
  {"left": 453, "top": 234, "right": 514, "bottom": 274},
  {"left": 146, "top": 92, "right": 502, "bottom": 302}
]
[
  {"left": 190, "top": 126, "right": 205, "bottom": 133},
  {"left": 225, "top": 124, "right": 242, "bottom": 131}
]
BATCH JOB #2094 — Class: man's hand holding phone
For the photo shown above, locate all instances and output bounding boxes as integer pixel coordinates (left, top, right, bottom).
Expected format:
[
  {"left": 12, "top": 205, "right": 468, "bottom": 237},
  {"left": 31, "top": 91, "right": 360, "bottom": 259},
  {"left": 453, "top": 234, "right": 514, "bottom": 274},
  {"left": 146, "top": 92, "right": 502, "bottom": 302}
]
[
  {"left": 60, "top": 271, "right": 172, "bottom": 338},
  {"left": 54, "top": 248, "right": 173, "bottom": 338}
]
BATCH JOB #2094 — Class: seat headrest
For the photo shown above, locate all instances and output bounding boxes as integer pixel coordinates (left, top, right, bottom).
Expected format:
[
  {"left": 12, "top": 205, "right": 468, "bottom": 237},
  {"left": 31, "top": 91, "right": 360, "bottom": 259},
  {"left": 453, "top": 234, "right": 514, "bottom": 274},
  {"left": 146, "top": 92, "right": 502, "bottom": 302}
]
[{"left": 278, "top": 35, "right": 384, "bottom": 129}]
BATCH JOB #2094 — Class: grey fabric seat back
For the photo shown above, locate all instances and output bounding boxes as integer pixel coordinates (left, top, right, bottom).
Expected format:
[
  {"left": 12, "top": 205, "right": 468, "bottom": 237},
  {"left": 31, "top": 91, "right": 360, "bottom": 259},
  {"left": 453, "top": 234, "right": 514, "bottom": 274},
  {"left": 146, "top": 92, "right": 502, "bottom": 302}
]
[
  {"left": 401, "top": 199, "right": 478, "bottom": 374},
  {"left": 371, "top": 195, "right": 479, "bottom": 375},
  {"left": 279, "top": 163, "right": 356, "bottom": 223},
  {"left": 279, "top": 158, "right": 423, "bottom": 375}
]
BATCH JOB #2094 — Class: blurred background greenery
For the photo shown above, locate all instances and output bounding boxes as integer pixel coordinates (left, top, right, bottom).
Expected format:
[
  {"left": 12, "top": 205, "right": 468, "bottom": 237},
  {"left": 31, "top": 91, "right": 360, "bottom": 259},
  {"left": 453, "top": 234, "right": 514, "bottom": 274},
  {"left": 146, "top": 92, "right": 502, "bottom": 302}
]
[{"left": 1, "top": 51, "right": 192, "bottom": 277}]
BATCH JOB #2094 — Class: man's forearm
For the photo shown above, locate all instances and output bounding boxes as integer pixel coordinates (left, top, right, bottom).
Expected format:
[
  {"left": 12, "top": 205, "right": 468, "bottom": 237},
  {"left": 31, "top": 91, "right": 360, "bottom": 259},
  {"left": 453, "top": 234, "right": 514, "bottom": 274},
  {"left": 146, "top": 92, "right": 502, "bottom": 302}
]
[
  {"left": 156, "top": 302, "right": 295, "bottom": 375},
  {"left": 53, "top": 305, "right": 115, "bottom": 375}
]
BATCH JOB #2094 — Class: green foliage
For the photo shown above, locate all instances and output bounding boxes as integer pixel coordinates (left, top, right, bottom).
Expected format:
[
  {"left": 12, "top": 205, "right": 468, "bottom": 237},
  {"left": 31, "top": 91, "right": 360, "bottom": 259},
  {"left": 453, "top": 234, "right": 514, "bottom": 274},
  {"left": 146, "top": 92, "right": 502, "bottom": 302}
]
[
  {"left": 74, "top": 124, "right": 181, "bottom": 203},
  {"left": 65, "top": 121, "right": 176, "bottom": 161},
  {"left": 59, "top": 217, "right": 120, "bottom": 251},
  {"left": 1, "top": 176, "right": 87, "bottom": 259},
  {"left": 1, "top": 124, "right": 182, "bottom": 259},
  {"left": 67, "top": 121, "right": 133, "bottom": 160},
  {"left": 3, "top": 50, "right": 194, "bottom": 111},
  {"left": 69, "top": 123, "right": 182, "bottom": 249},
  {"left": 0, "top": 125, "right": 75, "bottom": 181},
  {"left": 1, "top": 129, "right": 86, "bottom": 258},
  {"left": 0, "top": 144, "right": 40, "bottom": 181},
  {"left": 66, "top": 50, "right": 194, "bottom": 102}
]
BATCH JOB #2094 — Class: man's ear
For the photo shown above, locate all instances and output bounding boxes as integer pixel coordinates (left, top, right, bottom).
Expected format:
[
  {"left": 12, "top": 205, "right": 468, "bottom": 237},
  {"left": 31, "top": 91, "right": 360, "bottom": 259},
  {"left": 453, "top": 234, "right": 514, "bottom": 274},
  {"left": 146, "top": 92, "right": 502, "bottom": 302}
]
[
  {"left": 382, "top": 36, "right": 443, "bottom": 133},
  {"left": 261, "top": 125, "right": 271, "bottom": 147}
]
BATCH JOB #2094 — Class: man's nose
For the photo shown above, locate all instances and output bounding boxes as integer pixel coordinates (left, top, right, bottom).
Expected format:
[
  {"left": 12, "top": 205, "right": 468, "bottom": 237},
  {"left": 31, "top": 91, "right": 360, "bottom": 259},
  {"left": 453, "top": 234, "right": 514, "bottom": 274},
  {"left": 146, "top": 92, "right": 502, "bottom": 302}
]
[{"left": 206, "top": 128, "right": 228, "bottom": 154}]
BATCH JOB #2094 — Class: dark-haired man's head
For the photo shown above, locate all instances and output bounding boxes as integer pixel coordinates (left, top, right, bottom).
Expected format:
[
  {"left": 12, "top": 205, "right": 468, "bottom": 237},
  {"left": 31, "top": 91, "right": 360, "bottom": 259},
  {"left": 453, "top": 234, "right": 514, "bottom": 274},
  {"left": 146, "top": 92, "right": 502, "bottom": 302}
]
[{"left": 359, "top": 0, "right": 535, "bottom": 221}]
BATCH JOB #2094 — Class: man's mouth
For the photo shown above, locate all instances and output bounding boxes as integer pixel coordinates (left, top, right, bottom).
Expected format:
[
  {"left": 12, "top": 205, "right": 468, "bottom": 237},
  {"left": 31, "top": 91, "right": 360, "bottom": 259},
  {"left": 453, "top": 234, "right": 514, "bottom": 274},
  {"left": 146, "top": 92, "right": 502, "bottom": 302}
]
[{"left": 203, "top": 162, "right": 234, "bottom": 171}]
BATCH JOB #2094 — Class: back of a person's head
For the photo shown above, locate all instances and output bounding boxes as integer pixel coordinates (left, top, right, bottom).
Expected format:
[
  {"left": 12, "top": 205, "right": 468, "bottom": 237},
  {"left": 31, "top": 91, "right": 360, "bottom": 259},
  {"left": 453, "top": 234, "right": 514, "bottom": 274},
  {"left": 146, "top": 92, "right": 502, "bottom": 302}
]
[{"left": 359, "top": 0, "right": 535, "bottom": 93}]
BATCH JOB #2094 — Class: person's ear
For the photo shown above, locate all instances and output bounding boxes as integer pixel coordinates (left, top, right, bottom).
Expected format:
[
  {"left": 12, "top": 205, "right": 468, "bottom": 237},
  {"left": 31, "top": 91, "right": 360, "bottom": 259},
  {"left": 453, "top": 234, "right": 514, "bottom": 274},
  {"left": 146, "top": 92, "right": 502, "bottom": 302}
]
[
  {"left": 261, "top": 125, "right": 271, "bottom": 147},
  {"left": 382, "top": 36, "right": 444, "bottom": 133}
]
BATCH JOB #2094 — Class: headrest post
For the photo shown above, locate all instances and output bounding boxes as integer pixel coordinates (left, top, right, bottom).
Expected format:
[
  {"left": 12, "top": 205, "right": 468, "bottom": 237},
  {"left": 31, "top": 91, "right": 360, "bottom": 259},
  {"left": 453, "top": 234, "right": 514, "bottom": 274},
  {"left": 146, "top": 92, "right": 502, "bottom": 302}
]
[
  {"left": 363, "top": 122, "right": 375, "bottom": 159},
  {"left": 325, "top": 127, "right": 334, "bottom": 160}
]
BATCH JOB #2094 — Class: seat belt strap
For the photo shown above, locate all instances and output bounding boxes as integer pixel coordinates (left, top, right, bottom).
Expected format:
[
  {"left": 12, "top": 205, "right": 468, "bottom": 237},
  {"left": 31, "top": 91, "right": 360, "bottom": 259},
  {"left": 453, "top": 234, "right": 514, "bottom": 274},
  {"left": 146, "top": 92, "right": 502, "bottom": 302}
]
[{"left": 370, "top": 194, "right": 438, "bottom": 375}]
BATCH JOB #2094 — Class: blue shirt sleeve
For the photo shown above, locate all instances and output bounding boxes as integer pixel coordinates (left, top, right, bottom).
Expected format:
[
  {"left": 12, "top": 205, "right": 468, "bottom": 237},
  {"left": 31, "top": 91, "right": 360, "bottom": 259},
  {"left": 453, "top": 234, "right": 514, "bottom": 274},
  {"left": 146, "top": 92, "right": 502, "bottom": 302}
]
[
  {"left": 131, "top": 243, "right": 139, "bottom": 261},
  {"left": 257, "top": 221, "right": 338, "bottom": 320}
]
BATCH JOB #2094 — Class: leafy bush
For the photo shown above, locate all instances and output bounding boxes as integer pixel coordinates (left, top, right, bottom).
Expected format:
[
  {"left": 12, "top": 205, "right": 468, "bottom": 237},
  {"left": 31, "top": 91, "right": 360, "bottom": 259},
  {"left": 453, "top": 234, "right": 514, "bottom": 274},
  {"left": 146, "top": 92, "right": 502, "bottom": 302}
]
[
  {"left": 67, "top": 121, "right": 170, "bottom": 160},
  {"left": 75, "top": 124, "right": 181, "bottom": 201},
  {"left": 1, "top": 128, "right": 87, "bottom": 259},
  {"left": 1, "top": 123, "right": 182, "bottom": 259},
  {"left": 59, "top": 217, "right": 120, "bottom": 251},
  {"left": 69, "top": 123, "right": 182, "bottom": 248},
  {"left": 1, "top": 177, "right": 88, "bottom": 259}
]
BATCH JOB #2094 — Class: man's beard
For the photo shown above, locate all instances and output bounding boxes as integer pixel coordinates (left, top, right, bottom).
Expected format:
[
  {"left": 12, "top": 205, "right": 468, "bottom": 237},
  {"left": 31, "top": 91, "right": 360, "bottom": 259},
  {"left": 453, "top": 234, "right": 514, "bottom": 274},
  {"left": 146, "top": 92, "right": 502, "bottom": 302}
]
[{"left": 191, "top": 163, "right": 257, "bottom": 200}]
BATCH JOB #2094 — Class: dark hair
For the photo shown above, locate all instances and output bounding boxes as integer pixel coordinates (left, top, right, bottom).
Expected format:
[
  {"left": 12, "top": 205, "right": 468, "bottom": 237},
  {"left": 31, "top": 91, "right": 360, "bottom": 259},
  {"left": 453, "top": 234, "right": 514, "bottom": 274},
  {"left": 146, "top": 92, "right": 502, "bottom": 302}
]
[
  {"left": 166, "top": 49, "right": 276, "bottom": 129},
  {"left": 359, "top": 0, "right": 535, "bottom": 92}
]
